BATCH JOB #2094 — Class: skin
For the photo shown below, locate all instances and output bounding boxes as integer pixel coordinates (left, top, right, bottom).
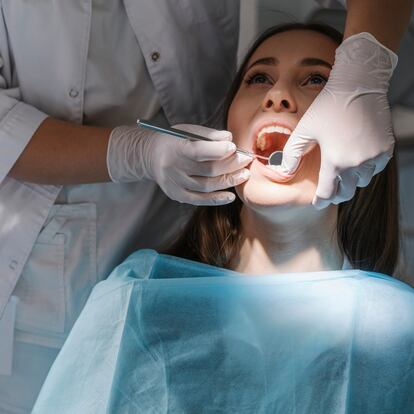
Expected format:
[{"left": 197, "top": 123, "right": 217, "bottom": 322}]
[
  {"left": 227, "top": 30, "right": 344, "bottom": 275},
  {"left": 8, "top": 0, "right": 412, "bottom": 185},
  {"left": 344, "top": 0, "right": 413, "bottom": 51}
]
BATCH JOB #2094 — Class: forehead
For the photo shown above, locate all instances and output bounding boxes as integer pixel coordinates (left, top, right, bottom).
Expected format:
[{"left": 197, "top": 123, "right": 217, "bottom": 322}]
[{"left": 247, "top": 29, "right": 338, "bottom": 66}]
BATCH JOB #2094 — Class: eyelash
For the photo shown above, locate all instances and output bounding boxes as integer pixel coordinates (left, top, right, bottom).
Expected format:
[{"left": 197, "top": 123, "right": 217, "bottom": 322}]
[
  {"left": 244, "top": 71, "right": 328, "bottom": 86},
  {"left": 244, "top": 71, "right": 272, "bottom": 85},
  {"left": 303, "top": 72, "right": 328, "bottom": 86}
]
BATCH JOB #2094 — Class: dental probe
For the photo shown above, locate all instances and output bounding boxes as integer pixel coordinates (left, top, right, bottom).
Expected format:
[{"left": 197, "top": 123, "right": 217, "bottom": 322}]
[{"left": 137, "top": 119, "right": 269, "bottom": 161}]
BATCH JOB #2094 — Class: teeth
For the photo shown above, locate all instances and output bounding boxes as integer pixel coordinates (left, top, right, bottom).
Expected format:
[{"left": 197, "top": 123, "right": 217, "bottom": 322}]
[
  {"left": 258, "top": 125, "right": 292, "bottom": 138},
  {"left": 256, "top": 134, "right": 268, "bottom": 151}
]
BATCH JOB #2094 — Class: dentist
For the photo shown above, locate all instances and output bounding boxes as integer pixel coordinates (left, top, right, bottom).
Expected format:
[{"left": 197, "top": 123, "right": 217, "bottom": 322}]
[{"left": 0, "top": 0, "right": 412, "bottom": 413}]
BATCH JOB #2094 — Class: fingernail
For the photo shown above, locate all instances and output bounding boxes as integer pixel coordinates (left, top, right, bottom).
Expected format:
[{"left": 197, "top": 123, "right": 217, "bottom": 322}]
[
  {"left": 226, "top": 142, "right": 236, "bottom": 153},
  {"left": 216, "top": 193, "right": 235, "bottom": 204},
  {"left": 220, "top": 130, "right": 233, "bottom": 141},
  {"left": 211, "top": 130, "right": 233, "bottom": 141},
  {"left": 312, "top": 197, "right": 329, "bottom": 210},
  {"left": 237, "top": 153, "right": 253, "bottom": 163},
  {"left": 235, "top": 169, "right": 250, "bottom": 180}
]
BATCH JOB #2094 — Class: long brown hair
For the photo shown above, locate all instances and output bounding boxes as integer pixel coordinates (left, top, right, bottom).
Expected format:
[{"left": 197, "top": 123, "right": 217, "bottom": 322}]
[{"left": 167, "top": 23, "right": 400, "bottom": 276}]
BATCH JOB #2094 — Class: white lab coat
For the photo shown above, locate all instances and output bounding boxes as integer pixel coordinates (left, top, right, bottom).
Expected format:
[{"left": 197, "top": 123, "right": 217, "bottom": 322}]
[{"left": 0, "top": 1, "right": 239, "bottom": 412}]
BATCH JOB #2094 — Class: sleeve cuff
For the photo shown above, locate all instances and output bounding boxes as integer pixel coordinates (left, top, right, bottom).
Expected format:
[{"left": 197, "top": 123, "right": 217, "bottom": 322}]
[{"left": 0, "top": 101, "right": 48, "bottom": 184}]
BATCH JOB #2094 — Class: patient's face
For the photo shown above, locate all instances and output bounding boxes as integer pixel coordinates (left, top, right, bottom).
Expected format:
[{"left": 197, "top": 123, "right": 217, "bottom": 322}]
[{"left": 227, "top": 29, "right": 337, "bottom": 209}]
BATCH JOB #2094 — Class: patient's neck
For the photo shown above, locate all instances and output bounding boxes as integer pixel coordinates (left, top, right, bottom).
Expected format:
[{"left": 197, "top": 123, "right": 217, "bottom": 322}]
[{"left": 232, "top": 204, "right": 343, "bottom": 275}]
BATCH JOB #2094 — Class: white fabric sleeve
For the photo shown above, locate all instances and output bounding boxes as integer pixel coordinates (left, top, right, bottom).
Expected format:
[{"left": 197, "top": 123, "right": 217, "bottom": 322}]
[
  {"left": 0, "top": 12, "right": 61, "bottom": 317},
  {"left": 0, "top": 101, "right": 49, "bottom": 183},
  {"left": 0, "top": 9, "right": 49, "bottom": 184}
]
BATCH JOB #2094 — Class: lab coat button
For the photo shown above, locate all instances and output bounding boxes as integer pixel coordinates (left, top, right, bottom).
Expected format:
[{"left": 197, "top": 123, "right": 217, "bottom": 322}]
[
  {"left": 151, "top": 51, "right": 160, "bottom": 62},
  {"left": 69, "top": 88, "right": 79, "bottom": 98}
]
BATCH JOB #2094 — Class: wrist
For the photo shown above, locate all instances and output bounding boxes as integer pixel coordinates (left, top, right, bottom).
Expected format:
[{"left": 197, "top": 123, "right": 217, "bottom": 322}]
[
  {"left": 106, "top": 126, "right": 151, "bottom": 183},
  {"left": 328, "top": 32, "right": 398, "bottom": 91},
  {"left": 340, "top": 32, "right": 397, "bottom": 70}
]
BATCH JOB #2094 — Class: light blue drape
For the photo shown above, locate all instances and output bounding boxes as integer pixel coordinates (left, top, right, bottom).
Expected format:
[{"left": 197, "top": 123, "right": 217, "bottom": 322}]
[{"left": 33, "top": 249, "right": 414, "bottom": 414}]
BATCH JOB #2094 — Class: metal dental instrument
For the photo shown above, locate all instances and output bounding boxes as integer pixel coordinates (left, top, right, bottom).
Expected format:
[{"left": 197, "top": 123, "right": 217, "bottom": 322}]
[
  {"left": 268, "top": 150, "right": 283, "bottom": 166},
  {"left": 137, "top": 119, "right": 270, "bottom": 161}
]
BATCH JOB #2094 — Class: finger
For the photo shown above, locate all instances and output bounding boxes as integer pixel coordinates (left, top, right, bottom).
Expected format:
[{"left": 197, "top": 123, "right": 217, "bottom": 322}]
[
  {"left": 332, "top": 171, "right": 359, "bottom": 205},
  {"left": 173, "top": 124, "right": 233, "bottom": 141},
  {"left": 162, "top": 181, "right": 237, "bottom": 205},
  {"left": 280, "top": 132, "right": 315, "bottom": 175},
  {"left": 180, "top": 139, "right": 237, "bottom": 162},
  {"left": 194, "top": 152, "right": 253, "bottom": 177},
  {"left": 373, "top": 151, "right": 393, "bottom": 175},
  {"left": 314, "top": 161, "right": 339, "bottom": 201},
  {"left": 354, "top": 163, "right": 375, "bottom": 188},
  {"left": 181, "top": 168, "right": 250, "bottom": 193},
  {"left": 265, "top": 165, "right": 296, "bottom": 183},
  {"left": 312, "top": 197, "right": 331, "bottom": 210},
  {"left": 312, "top": 162, "right": 340, "bottom": 209},
  {"left": 178, "top": 190, "right": 237, "bottom": 206}
]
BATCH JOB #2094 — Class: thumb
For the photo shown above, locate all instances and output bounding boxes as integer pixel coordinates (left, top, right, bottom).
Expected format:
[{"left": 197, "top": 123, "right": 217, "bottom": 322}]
[{"left": 278, "top": 132, "right": 315, "bottom": 175}]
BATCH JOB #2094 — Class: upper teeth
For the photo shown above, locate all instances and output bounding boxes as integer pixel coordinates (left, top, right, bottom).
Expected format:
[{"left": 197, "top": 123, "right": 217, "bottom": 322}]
[{"left": 258, "top": 125, "right": 292, "bottom": 138}]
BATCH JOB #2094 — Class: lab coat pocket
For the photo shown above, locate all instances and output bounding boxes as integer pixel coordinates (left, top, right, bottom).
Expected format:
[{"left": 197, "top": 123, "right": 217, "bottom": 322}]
[{"left": 14, "top": 203, "right": 97, "bottom": 349}]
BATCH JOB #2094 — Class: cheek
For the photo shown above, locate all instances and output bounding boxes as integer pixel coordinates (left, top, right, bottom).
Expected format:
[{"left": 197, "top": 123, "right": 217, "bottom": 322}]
[
  {"left": 227, "top": 101, "right": 238, "bottom": 132},
  {"left": 235, "top": 146, "right": 322, "bottom": 208},
  {"left": 296, "top": 90, "right": 323, "bottom": 118},
  {"left": 227, "top": 97, "right": 252, "bottom": 147},
  {"left": 227, "top": 92, "right": 260, "bottom": 130}
]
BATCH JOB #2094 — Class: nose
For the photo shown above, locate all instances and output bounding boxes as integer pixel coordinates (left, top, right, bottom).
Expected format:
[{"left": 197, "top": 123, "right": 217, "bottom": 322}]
[{"left": 261, "top": 82, "right": 297, "bottom": 113}]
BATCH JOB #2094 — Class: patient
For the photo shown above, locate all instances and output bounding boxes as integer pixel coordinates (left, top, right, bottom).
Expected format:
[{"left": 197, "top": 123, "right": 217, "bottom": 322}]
[
  {"left": 168, "top": 23, "right": 399, "bottom": 277},
  {"left": 33, "top": 24, "right": 414, "bottom": 414}
]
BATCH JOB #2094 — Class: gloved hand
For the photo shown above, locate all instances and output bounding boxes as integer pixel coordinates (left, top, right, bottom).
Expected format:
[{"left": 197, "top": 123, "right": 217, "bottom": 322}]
[
  {"left": 107, "top": 124, "right": 252, "bottom": 205},
  {"left": 275, "top": 32, "right": 398, "bottom": 209}
]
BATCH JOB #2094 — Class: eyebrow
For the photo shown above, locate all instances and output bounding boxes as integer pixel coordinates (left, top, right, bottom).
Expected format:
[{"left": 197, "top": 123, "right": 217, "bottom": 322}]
[
  {"left": 300, "top": 57, "right": 332, "bottom": 69},
  {"left": 245, "top": 56, "right": 332, "bottom": 72},
  {"left": 245, "top": 57, "right": 278, "bottom": 72}
]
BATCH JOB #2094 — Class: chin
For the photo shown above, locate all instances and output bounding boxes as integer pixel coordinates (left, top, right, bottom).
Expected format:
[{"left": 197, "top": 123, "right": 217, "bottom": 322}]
[
  {"left": 235, "top": 179, "right": 315, "bottom": 213},
  {"left": 235, "top": 159, "right": 316, "bottom": 209}
]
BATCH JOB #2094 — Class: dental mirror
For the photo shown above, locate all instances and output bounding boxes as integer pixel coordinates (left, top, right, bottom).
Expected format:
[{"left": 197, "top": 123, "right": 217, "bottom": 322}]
[{"left": 268, "top": 150, "right": 283, "bottom": 166}]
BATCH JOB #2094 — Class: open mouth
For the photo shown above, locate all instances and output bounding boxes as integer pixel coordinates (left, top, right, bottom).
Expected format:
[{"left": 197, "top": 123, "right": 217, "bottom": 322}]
[{"left": 253, "top": 125, "right": 291, "bottom": 164}]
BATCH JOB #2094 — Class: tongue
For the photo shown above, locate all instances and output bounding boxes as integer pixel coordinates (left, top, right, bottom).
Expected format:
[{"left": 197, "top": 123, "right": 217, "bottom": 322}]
[{"left": 254, "top": 132, "right": 289, "bottom": 160}]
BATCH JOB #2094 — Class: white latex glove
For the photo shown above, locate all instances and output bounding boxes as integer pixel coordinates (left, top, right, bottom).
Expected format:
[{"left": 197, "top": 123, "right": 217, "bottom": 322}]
[
  {"left": 107, "top": 124, "right": 252, "bottom": 205},
  {"left": 276, "top": 32, "right": 398, "bottom": 209}
]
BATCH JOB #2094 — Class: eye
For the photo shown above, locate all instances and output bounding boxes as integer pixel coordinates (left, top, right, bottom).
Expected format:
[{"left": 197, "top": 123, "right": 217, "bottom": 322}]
[
  {"left": 302, "top": 73, "right": 328, "bottom": 87},
  {"left": 245, "top": 72, "right": 273, "bottom": 85}
]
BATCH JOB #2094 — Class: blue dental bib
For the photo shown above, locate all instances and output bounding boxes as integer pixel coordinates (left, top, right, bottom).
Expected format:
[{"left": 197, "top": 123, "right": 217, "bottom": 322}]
[{"left": 33, "top": 249, "right": 414, "bottom": 414}]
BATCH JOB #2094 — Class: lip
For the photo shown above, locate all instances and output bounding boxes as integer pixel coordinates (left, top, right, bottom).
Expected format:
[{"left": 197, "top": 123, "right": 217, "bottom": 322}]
[
  {"left": 250, "top": 118, "right": 295, "bottom": 153},
  {"left": 253, "top": 159, "right": 290, "bottom": 182},
  {"left": 252, "top": 158, "right": 303, "bottom": 184}
]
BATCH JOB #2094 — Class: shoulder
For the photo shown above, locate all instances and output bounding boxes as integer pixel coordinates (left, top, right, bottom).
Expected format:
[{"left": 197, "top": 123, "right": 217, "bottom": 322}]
[
  {"left": 108, "top": 249, "right": 225, "bottom": 283},
  {"left": 351, "top": 271, "right": 414, "bottom": 345},
  {"left": 112, "top": 249, "right": 160, "bottom": 280},
  {"left": 351, "top": 270, "right": 414, "bottom": 315},
  {"left": 303, "top": 270, "right": 414, "bottom": 348},
  {"left": 354, "top": 270, "right": 414, "bottom": 302},
  {"left": 86, "top": 249, "right": 159, "bottom": 302}
]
